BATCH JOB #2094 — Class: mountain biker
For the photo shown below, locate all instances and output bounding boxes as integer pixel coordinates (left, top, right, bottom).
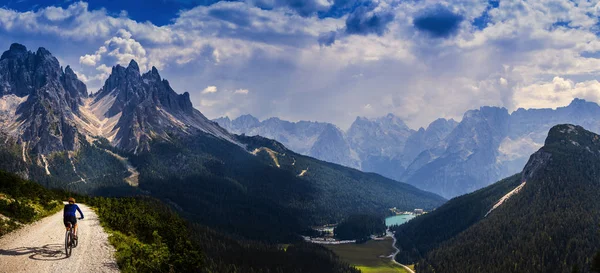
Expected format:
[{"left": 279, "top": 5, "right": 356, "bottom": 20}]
[{"left": 64, "top": 197, "right": 84, "bottom": 239}]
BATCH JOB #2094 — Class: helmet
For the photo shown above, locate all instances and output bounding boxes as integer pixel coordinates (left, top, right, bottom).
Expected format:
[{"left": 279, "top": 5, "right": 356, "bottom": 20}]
[{"left": 68, "top": 197, "right": 75, "bottom": 203}]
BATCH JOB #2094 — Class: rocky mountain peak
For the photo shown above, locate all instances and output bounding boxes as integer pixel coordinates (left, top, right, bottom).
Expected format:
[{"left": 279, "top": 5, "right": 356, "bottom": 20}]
[
  {"left": 126, "top": 59, "right": 140, "bottom": 73},
  {"left": 87, "top": 58, "right": 236, "bottom": 152},
  {"left": 0, "top": 43, "right": 89, "bottom": 154},
  {"left": 563, "top": 98, "right": 600, "bottom": 117},
  {"left": 522, "top": 124, "right": 600, "bottom": 183},
  {"left": 35, "top": 47, "right": 53, "bottom": 58},
  {"left": 0, "top": 43, "right": 29, "bottom": 60},
  {"left": 309, "top": 123, "right": 359, "bottom": 168},
  {"left": 349, "top": 114, "right": 412, "bottom": 133},
  {"left": 568, "top": 98, "right": 591, "bottom": 107},
  {"left": 544, "top": 124, "right": 598, "bottom": 147},
  {"left": 9, "top": 43, "right": 27, "bottom": 51},
  {"left": 234, "top": 114, "right": 261, "bottom": 128}
]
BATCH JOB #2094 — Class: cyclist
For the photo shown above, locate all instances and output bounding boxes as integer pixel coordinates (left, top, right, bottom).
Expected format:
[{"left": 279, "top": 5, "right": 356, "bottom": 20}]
[{"left": 64, "top": 197, "right": 84, "bottom": 239}]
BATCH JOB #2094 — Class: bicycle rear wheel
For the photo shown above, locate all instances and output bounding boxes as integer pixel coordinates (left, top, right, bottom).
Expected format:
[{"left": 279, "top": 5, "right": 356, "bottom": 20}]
[{"left": 65, "top": 231, "right": 71, "bottom": 257}]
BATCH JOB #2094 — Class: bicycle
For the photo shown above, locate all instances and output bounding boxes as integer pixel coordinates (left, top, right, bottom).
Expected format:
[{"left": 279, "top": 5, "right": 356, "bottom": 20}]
[{"left": 64, "top": 219, "right": 80, "bottom": 257}]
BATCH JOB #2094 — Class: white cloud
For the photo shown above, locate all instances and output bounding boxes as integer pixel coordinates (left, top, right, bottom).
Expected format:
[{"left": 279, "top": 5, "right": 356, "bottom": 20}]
[
  {"left": 3, "top": 1, "right": 600, "bottom": 129},
  {"left": 77, "top": 29, "right": 149, "bottom": 87},
  {"left": 234, "top": 89, "right": 249, "bottom": 95},
  {"left": 202, "top": 86, "right": 218, "bottom": 94},
  {"left": 514, "top": 77, "right": 600, "bottom": 109},
  {"left": 79, "top": 46, "right": 107, "bottom": 66},
  {"left": 72, "top": 70, "right": 89, "bottom": 83},
  {"left": 103, "top": 29, "right": 148, "bottom": 70}
]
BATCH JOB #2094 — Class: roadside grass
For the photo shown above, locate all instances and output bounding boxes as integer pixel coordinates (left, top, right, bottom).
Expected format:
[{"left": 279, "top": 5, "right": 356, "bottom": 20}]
[
  {"left": 325, "top": 238, "right": 410, "bottom": 273},
  {"left": 357, "top": 263, "right": 407, "bottom": 273}
]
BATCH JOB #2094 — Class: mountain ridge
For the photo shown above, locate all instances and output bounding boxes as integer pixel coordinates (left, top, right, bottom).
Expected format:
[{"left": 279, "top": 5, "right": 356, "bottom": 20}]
[
  {"left": 218, "top": 98, "right": 600, "bottom": 198},
  {"left": 393, "top": 124, "right": 600, "bottom": 273}
]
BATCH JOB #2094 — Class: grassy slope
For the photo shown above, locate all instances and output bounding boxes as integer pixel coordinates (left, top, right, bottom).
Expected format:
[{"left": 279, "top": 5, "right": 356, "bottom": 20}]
[
  {"left": 326, "top": 238, "right": 410, "bottom": 273},
  {"left": 0, "top": 171, "right": 64, "bottom": 235}
]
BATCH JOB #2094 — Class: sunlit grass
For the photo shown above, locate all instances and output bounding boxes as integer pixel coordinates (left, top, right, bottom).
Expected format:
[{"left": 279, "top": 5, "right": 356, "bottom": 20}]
[{"left": 326, "top": 238, "right": 410, "bottom": 273}]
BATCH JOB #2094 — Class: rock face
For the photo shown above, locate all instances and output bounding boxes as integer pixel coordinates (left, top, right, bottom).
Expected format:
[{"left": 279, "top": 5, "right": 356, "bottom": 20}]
[
  {"left": 0, "top": 43, "right": 86, "bottom": 154},
  {"left": 215, "top": 116, "right": 360, "bottom": 168},
  {"left": 82, "top": 61, "right": 235, "bottom": 153},
  {"left": 215, "top": 113, "right": 458, "bottom": 183},
  {"left": 0, "top": 43, "right": 237, "bottom": 156},
  {"left": 403, "top": 107, "right": 511, "bottom": 198},
  {"left": 346, "top": 114, "right": 416, "bottom": 180},
  {"left": 215, "top": 113, "right": 458, "bottom": 180},
  {"left": 402, "top": 118, "right": 458, "bottom": 165},
  {"left": 309, "top": 124, "right": 359, "bottom": 168},
  {"left": 402, "top": 100, "right": 600, "bottom": 198},
  {"left": 218, "top": 98, "right": 600, "bottom": 199}
]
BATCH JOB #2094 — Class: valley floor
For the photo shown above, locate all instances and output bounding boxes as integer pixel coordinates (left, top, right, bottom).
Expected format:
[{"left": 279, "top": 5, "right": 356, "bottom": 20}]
[
  {"left": 326, "top": 237, "right": 411, "bottom": 273},
  {"left": 0, "top": 204, "right": 119, "bottom": 273}
]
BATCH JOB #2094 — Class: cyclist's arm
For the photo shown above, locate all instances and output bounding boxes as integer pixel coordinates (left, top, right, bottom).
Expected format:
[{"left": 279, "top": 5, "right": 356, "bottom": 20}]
[{"left": 76, "top": 205, "right": 84, "bottom": 219}]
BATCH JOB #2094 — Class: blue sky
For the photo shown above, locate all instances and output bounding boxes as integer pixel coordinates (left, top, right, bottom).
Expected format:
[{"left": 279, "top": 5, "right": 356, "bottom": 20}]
[
  {"left": 1, "top": 0, "right": 600, "bottom": 129},
  {"left": 2, "top": 0, "right": 203, "bottom": 25}
]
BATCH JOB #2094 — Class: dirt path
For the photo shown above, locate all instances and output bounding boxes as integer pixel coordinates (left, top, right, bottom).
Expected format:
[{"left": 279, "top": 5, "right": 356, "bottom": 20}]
[
  {"left": 0, "top": 204, "right": 119, "bottom": 273},
  {"left": 388, "top": 230, "right": 415, "bottom": 273}
]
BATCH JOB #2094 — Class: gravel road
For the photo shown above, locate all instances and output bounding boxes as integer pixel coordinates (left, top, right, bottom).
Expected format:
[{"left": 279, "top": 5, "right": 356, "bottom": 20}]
[{"left": 0, "top": 204, "right": 119, "bottom": 273}]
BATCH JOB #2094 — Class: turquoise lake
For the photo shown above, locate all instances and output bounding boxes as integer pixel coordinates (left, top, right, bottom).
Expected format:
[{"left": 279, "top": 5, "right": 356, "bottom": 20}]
[{"left": 385, "top": 214, "right": 416, "bottom": 227}]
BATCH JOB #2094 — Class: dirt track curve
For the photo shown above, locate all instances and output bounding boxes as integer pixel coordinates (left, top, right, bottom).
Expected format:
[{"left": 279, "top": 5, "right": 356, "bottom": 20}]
[{"left": 0, "top": 204, "right": 119, "bottom": 273}]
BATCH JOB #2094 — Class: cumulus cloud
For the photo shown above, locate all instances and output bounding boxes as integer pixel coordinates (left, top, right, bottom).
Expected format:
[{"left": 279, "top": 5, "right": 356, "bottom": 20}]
[
  {"left": 413, "top": 5, "right": 464, "bottom": 38},
  {"left": 103, "top": 29, "right": 148, "bottom": 70},
  {"left": 250, "top": 0, "right": 332, "bottom": 17},
  {"left": 514, "top": 77, "right": 600, "bottom": 109},
  {"left": 202, "top": 86, "right": 218, "bottom": 94},
  {"left": 318, "top": 31, "right": 337, "bottom": 46},
  {"left": 345, "top": 2, "right": 394, "bottom": 36},
  {"left": 76, "top": 29, "right": 149, "bottom": 88},
  {"left": 79, "top": 46, "right": 106, "bottom": 66}
]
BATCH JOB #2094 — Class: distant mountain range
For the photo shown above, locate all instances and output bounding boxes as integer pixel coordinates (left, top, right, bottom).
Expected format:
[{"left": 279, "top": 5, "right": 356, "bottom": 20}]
[
  {"left": 215, "top": 114, "right": 458, "bottom": 181},
  {"left": 0, "top": 43, "right": 444, "bottom": 241},
  {"left": 392, "top": 124, "right": 600, "bottom": 273},
  {"left": 216, "top": 98, "right": 600, "bottom": 198}
]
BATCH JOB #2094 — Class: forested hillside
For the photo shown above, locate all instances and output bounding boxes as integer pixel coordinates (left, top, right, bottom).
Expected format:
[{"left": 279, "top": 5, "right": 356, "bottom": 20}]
[
  {"left": 391, "top": 173, "right": 522, "bottom": 263},
  {"left": 121, "top": 133, "right": 444, "bottom": 242},
  {"left": 397, "top": 125, "right": 600, "bottom": 273}
]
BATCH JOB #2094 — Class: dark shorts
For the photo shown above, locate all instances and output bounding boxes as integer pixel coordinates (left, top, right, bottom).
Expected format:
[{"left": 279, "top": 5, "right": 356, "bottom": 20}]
[{"left": 64, "top": 215, "right": 77, "bottom": 227}]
